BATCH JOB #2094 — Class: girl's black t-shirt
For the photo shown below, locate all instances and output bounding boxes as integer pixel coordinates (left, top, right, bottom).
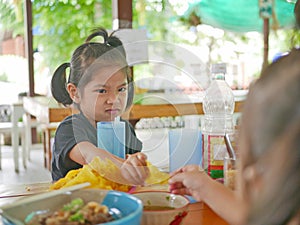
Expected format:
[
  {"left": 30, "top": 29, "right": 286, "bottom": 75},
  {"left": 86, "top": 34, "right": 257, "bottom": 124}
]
[{"left": 51, "top": 113, "right": 142, "bottom": 181}]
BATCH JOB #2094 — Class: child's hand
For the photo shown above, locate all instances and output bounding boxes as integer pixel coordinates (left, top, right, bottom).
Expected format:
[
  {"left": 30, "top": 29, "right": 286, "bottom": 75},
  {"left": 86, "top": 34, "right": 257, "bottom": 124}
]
[
  {"left": 121, "top": 153, "right": 150, "bottom": 185},
  {"left": 170, "top": 165, "right": 203, "bottom": 177},
  {"left": 168, "top": 165, "right": 206, "bottom": 202}
]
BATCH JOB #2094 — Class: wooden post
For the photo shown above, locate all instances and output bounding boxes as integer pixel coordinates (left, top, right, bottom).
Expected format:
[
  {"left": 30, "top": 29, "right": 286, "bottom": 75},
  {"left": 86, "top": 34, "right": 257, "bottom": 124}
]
[
  {"left": 262, "top": 18, "right": 269, "bottom": 71},
  {"left": 24, "top": 0, "right": 38, "bottom": 144},
  {"left": 259, "top": 0, "right": 273, "bottom": 72},
  {"left": 24, "top": 0, "right": 35, "bottom": 97},
  {"left": 112, "top": 0, "right": 132, "bottom": 29},
  {"left": 112, "top": 0, "right": 136, "bottom": 125}
]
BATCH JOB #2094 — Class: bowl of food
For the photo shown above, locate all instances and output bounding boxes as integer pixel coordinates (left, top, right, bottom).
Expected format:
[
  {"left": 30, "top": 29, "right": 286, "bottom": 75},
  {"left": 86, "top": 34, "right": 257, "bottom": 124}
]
[
  {"left": 133, "top": 191, "right": 189, "bottom": 225},
  {"left": 1, "top": 189, "right": 143, "bottom": 225}
]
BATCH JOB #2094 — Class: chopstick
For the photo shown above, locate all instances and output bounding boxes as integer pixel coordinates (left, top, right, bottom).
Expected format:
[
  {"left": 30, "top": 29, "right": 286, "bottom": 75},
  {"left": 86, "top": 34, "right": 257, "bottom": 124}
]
[
  {"left": 0, "top": 192, "right": 42, "bottom": 199},
  {"left": 0, "top": 182, "right": 91, "bottom": 210}
]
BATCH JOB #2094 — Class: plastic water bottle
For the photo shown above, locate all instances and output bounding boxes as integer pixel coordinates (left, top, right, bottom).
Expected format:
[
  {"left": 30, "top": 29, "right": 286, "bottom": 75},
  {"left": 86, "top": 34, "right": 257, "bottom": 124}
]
[
  {"left": 97, "top": 117, "right": 126, "bottom": 159},
  {"left": 201, "top": 63, "right": 235, "bottom": 179}
]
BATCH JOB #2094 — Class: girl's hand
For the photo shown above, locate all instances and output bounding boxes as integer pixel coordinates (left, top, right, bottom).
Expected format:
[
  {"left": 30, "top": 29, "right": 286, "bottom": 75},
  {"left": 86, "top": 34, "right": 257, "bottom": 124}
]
[
  {"left": 170, "top": 164, "right": 203, "bottom": 177},
  {"left": 121, "top": 153, "right": 150, "bottom": 185},
  {"left": 168, "top": 165, "right": 207, "bottom": 202}
]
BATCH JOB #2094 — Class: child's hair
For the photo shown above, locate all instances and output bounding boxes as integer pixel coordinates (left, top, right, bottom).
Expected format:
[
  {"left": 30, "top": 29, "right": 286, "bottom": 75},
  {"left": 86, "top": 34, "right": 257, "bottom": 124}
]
[
  {"left": 51, "top": 28, "right": 134, "bottom": 109},
  {"left": 241, "top": 49, "right": 300, "bottom": 225}
]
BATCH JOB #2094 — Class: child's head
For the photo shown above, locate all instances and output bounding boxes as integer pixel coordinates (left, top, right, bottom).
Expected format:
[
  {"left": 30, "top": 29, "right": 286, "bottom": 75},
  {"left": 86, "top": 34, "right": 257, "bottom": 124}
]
[
  {"left": 51, "top": 28, "right": 134, "bottom": 123},
  {"left": 238, "top": 49, "right": 300, "bottom": 225}
]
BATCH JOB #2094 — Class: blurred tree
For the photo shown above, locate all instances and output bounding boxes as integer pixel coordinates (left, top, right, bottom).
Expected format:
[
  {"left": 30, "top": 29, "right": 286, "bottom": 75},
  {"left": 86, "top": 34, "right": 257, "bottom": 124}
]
[
  {"left": 32, "top": 0, "right": 113, "bottom": 72},
  {"left": 0, "top": 0, "right": 299, "bottom": 81},
  {"left": 0, "top": 0, "right": 113, "bottom": 72},
  {"left": 0, "top": 0, "right": 23, "bottom": 39}
]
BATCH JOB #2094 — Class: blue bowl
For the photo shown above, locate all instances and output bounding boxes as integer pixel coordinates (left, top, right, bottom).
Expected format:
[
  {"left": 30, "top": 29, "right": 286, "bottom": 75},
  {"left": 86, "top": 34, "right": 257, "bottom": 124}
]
[
  {"left": 102, "top": 190, "right": 143, "bottom": 224},
  {"left": 1, "top": 189, "right": 143, "bottom": 225}
]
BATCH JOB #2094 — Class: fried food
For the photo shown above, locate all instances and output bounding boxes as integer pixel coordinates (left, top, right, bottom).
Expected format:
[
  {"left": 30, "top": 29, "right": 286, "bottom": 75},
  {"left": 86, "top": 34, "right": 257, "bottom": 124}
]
[
  {"left": 50, "top": 158, "right": 131, "bottom": 192},
  {"left": 50, "top": 157, "right": 170, "bottom": 192},
  {"left": 145, "top": 162, "right": 169, "bottom": 185}
]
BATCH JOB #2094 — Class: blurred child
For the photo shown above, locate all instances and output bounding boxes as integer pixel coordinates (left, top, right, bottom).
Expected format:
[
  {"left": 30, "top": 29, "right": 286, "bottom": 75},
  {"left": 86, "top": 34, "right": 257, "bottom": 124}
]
[
  {"left": 169, "top": 5, "right": 300, "bottom": 225},
  {"left": 169, "top": 48, "right": 300, "bottom": 225},
  {"left": 51, "top": 28, "right": 149, "bottom": 185}
]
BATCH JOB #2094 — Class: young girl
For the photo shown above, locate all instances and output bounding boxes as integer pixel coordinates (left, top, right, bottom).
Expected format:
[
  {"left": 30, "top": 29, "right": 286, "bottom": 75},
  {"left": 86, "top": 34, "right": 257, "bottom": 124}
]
[{"left": 50, "top": 28, "right": 149, "bottom": 185}]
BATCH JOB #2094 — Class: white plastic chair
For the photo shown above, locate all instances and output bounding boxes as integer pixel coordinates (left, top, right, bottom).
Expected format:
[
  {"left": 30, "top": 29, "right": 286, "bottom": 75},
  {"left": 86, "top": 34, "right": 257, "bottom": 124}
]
[
  {"left": 0, "top": 104, "right": 26, "bottom": 172},
  {"left": 0, "top": 122, "right": 25, "bottom": 171}
]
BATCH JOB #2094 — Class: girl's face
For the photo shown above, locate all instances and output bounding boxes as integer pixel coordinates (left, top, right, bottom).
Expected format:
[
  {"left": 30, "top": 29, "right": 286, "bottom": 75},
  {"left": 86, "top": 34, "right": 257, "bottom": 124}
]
[{"left": 77, "top": 67, "right": 128, "bottom": 126}]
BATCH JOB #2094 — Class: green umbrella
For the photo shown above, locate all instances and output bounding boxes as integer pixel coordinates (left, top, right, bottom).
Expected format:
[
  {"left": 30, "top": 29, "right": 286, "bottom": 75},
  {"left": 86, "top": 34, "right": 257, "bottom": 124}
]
[
  {"left": 184, "top": 0, "right": 297, "bottom": 69},
  {"left": 184, "top": 0, "right": 296, "bottom": 33}
]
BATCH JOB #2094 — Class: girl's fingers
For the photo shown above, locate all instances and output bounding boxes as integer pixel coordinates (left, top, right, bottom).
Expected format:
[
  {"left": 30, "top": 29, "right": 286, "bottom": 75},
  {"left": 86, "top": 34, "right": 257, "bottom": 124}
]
[
  {"left": 168, "top": 172, "right": 185, "bottom": 184},
  {"left": 129, "top": 153, "right": 148, "bottom": 166},
  {"left": 137, "top": 152, "right": 148, "bottom": 164},
  {"left": 182, "top": 165, "right": 203, "bottom": 172},
  {"left": 169, "top": 167, "right": 184, "bottom": 177},
  {"left": 127, "top": 165, "right": 146, "bottom": 184},
  {"left": 169, "top": 182, "right": 184, "bottom": 192},
  {"left": 169, "top": 165, "right": 202, "bottom": 177},
  {"left": 169, "top": 185, "right": 190, "bottom": 196},
  {"left": 170, "top": 188, "right": 187, "bottom": 195},
  {"left": 122, "top": 165, "right": 143, "bottom": 185},
  {"left": 127, "top": 153, "right": 149, "bottom": 178},
  {"left": 121, "top": 153, "right": 150, "bottom": 185}
]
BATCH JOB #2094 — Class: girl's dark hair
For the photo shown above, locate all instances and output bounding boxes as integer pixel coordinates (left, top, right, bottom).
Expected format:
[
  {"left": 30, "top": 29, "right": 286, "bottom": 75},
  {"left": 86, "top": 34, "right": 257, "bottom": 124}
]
[{"left": 51, "top": 28, "right": 134, "bottom": 109}]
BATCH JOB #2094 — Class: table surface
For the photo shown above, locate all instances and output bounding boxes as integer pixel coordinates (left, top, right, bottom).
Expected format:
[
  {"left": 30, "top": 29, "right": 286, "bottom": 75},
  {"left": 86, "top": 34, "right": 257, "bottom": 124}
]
[
  {"left": 22, "top": 96, "right": 75, "bottom": 123},
  {"left": 0, "top": 183, "right": 229, "bottom": 225}
]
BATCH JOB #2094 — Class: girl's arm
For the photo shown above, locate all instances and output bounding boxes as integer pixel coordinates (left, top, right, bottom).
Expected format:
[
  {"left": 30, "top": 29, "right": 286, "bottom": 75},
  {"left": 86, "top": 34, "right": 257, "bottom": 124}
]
[
  {"left": 69, "top": 141, "right": 123, "bottom": 164},
  {"left": 199, "top": 176, "right": 247, "bottom": 225}
]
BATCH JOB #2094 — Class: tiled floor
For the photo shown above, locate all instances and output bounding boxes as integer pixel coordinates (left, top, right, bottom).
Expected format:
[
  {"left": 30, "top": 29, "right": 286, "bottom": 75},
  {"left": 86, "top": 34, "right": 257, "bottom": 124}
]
[{"left": 0, "top": 144, "right": 52, "bottom": 185}]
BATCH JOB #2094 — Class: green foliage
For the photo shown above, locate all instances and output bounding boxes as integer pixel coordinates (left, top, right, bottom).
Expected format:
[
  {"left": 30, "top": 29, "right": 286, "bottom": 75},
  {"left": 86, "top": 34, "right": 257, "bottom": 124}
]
[
  {"left": 0, "top": 0, "right": 299, "bottom": 84},
  {"left": 0, "top": 0, "right": 15, "bottom": 30},
  {"left": 32, "top": 0, "right": 113, "bottom": 72},
  {"left": 133, "top": 0, "right": 183, "bottom": 43},
  {"left": 287, "top": 28, "right": 300, "bottom": 48},
  {"left": 0, "top": 72, "right": 8, "bottom": 81},
  {"left": 0, "top": 0, "right": 23, "bottom": 36}
]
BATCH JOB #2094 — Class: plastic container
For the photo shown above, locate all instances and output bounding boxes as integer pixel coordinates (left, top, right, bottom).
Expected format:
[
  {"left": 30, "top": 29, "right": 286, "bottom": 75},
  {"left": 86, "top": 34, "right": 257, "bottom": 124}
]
[
  {"left": 97, "top": 117, "right": 126, "bottom": 159},
  {"left": 169, "top": 128, "right": 202, "bottom": 172},
  {"left": 201, "top": 63, "right": 235, "bottom": 179}
]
